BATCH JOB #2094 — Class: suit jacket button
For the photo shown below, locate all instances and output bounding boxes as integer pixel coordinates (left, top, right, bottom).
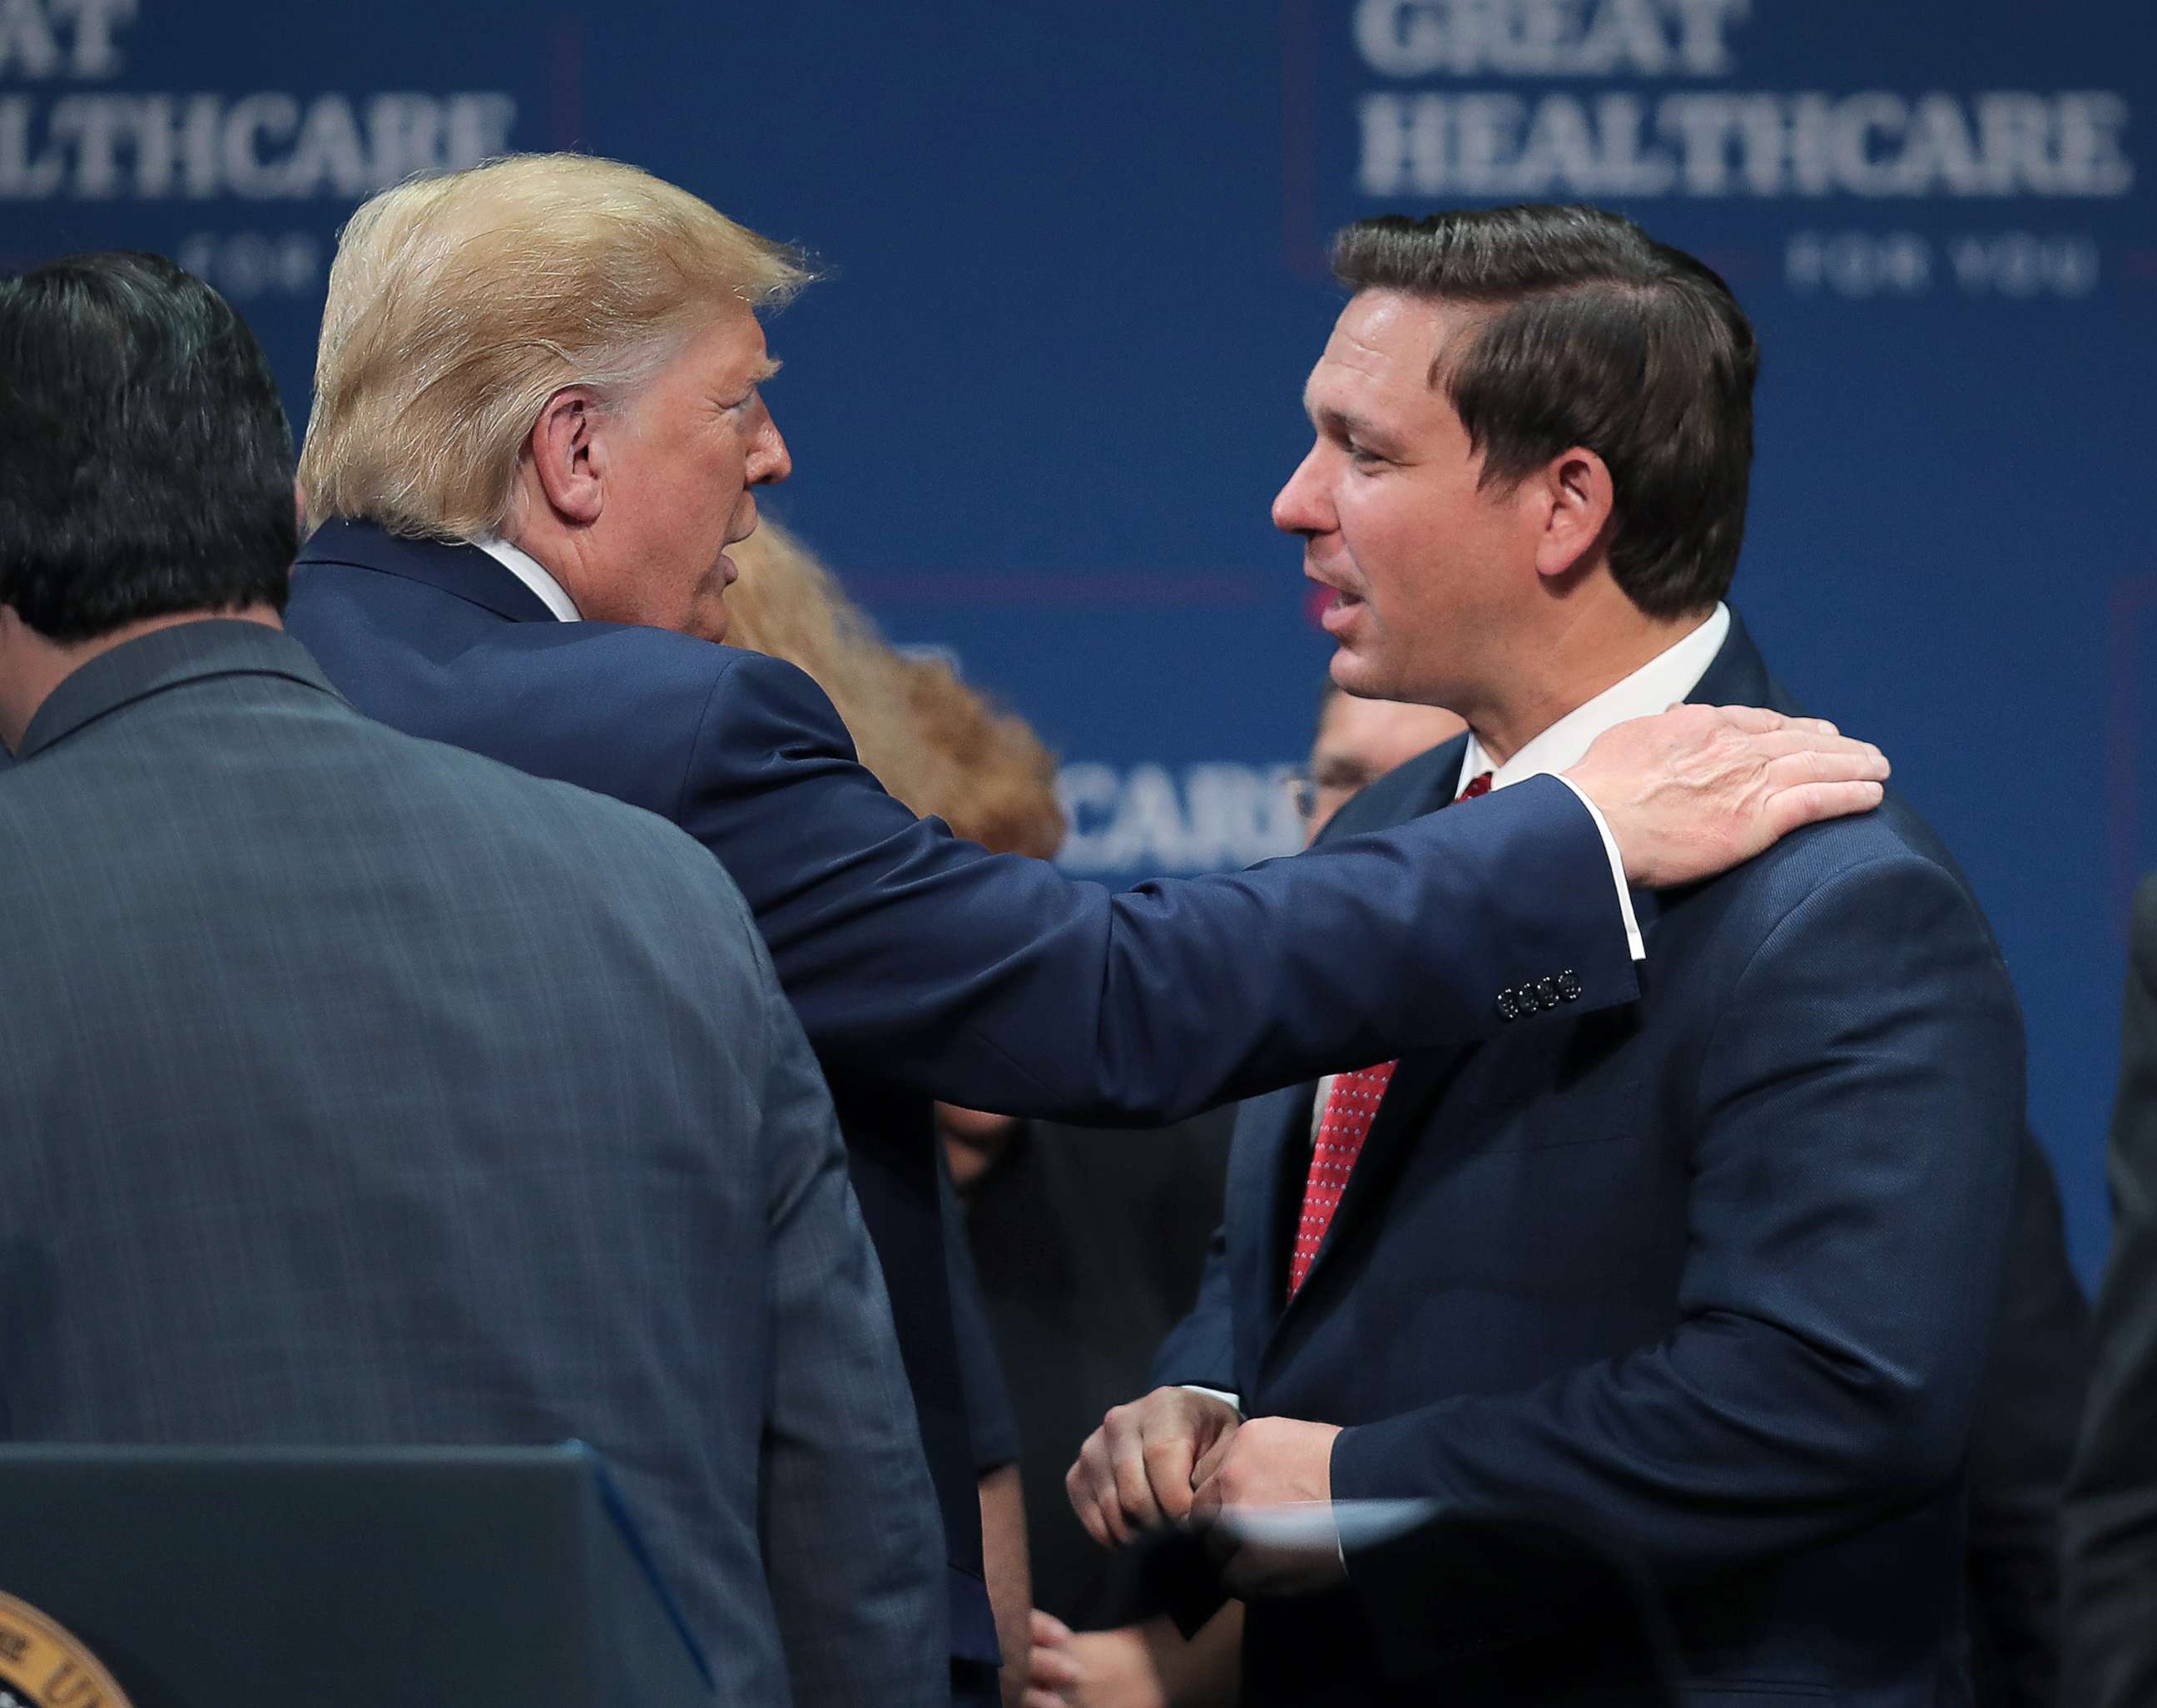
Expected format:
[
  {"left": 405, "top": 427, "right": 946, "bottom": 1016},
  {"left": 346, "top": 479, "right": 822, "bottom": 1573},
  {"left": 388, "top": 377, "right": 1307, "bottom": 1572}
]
[
  {"left": 1557, "top": 968, "right": 1582, "bottom": 1001},
  {"left": 1496, "top": 990, "right": 1518, "bottom": 1021},
  {"left": 1535, "top": 976, "right": 1559, "bottom": 1008}
]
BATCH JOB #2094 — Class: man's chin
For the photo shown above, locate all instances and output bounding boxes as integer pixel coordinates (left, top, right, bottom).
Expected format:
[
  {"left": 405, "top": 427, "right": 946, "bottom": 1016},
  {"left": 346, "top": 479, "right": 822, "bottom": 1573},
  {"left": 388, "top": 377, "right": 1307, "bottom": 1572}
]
[
  {"left": 682, "top": 582, "right": 732, "bottom": 646},
  {"left": 1327, "top": 646, "right": 1394, "bottom": 701}
]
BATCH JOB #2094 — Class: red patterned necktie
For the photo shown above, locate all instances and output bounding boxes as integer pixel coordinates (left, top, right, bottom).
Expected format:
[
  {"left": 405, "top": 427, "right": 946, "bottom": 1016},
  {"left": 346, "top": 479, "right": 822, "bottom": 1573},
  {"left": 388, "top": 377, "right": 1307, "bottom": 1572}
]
[{"left": 1286, "top": 768, "right": 1493, "bottom": 1302}]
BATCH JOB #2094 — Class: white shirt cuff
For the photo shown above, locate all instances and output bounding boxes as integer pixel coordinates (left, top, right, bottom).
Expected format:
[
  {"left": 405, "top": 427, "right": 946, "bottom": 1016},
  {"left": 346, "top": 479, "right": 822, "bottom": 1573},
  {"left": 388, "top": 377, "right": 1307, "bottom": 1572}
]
[
  {"left": 1180, "top": 1384, "right": 1242, "bottom": 1416},
  {"left": 1553, "top": 775, "right": 1646, "bottom": 962}
]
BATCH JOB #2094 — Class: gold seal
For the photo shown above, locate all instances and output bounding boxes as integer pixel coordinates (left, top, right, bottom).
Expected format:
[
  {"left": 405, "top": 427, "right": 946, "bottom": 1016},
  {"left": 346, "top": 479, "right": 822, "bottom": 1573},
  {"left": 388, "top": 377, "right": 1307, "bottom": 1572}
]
[{"left": 0, "top": 1592, "right": 131, "bottom": 1708}]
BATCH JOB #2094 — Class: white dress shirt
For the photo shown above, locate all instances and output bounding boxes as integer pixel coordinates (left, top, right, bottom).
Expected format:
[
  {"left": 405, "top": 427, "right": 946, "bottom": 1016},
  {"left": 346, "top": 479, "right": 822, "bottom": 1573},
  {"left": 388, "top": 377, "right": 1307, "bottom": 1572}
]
[
  {"left": 474, "top": 533, "right": 582, "bottom": 622},
  {"left": 1464, "top": 603, "right": 1732, "bottom": 819}
]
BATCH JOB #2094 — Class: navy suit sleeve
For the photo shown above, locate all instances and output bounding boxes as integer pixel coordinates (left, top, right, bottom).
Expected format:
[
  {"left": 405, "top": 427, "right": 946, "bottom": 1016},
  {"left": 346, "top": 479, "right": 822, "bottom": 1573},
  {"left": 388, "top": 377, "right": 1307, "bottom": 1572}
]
[
  {"left": 746, "top": 920, "right": 950, "bottom": 1706},
  {"left": 1330, "top": 850, "right": 2023, "bottom": 1614},
  {"left": 679, "top": 651, "right": 1636, "bottom": 1121}
]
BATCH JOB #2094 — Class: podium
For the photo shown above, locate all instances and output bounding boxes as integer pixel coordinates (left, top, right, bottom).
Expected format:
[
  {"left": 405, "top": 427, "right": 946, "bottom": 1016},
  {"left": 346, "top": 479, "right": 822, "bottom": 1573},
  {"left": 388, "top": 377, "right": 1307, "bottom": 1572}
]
[{"left": 0, "top": 1443, "right": 715, "bottom": 1708}]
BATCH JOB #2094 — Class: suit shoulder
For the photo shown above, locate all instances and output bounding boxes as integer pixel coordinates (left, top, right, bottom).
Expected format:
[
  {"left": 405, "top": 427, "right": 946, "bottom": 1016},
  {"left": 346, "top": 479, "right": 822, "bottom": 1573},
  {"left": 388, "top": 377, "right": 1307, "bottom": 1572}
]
[
  {"left": 544, "top": 626, "right": 850, "bottom": 751},
  {"left": 1715, "top": 788, "right": 2003, "bottom": 962}
]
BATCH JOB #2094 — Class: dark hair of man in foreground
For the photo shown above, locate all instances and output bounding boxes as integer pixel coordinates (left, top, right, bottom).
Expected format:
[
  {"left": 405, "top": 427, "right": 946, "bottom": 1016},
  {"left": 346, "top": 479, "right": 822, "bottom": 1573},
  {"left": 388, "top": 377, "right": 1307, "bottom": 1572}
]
[{"left": 0, "top": 250, "right": 295, "bottom": 640}]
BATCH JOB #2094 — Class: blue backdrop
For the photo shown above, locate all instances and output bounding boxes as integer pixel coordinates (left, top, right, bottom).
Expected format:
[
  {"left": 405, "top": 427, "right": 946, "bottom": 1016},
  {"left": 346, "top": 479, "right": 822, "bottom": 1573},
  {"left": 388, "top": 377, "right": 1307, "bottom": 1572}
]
[{"left": 6, "top": 0, "right": 2150, "bottom": 1284}]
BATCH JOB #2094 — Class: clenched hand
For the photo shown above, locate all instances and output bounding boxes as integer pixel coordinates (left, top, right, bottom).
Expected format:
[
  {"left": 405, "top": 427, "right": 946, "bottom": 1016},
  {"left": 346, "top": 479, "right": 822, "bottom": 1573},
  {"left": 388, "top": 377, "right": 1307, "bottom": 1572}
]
[{"left": 1067, "top": 1386, "right": 1241, "bottom": 1547}]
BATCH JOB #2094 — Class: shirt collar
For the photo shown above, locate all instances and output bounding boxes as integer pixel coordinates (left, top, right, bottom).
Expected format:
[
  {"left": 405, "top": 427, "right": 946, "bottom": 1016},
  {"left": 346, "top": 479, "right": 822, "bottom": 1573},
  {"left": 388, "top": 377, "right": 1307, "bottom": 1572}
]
[
  {"left": 473, "top": 534, "right": 582, "bottom": 622},
  {"left": 1457, "top": 603, "right": 1731, "bottom": 799}
]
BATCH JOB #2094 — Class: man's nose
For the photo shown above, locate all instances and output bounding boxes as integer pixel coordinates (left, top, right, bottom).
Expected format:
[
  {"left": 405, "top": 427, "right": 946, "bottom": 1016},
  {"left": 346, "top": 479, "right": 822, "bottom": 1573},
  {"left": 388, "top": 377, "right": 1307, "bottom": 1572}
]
[
  {"left": 750, "top": 412, "right": 791, "bottom": 486},
  {"left": 1272, "top": 447, "right": 1328, "bottom": 537}
]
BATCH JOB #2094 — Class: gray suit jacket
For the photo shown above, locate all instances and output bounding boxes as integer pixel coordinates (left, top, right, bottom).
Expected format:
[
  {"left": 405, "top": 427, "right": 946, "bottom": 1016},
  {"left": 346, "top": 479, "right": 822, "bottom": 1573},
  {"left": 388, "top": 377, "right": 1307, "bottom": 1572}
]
[
  {"left": 0, "top": 621, "right": 944, "bottom": 1707},
  {"left": 2065, "top": 875, "right": 2157, "bottom": 1708}
]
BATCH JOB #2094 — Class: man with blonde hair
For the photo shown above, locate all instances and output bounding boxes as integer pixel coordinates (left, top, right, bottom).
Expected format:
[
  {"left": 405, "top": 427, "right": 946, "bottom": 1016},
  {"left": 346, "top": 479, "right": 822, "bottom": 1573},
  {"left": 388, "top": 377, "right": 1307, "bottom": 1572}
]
[{"left": 284, "top": 153, "right": 1891, "bottom": 1708}]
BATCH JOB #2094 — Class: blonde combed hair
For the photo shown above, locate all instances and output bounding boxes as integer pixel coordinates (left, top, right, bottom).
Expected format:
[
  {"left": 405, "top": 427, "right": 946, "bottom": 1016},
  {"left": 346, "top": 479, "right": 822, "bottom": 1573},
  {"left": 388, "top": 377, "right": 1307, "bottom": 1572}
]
[
  {"left": 298, "top": 152, "right": 811, "bottom": 538},
  {"left": 726, "top": 521, "right": 1068, "bottom": 861}
]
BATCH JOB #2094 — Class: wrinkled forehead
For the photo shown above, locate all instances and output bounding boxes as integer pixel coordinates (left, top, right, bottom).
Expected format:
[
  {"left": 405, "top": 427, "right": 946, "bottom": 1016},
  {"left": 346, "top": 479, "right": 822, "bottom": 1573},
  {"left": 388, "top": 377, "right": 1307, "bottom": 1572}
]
[{"left": 664, "top": 302, "right": 782, "bottom": 387}]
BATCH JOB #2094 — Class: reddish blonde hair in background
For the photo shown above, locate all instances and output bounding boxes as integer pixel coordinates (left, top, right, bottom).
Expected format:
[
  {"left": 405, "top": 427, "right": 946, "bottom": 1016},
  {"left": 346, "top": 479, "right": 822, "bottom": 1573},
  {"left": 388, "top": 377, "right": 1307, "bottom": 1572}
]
[{"left": 724, "top": 519, "right": 1066, "bottom": 861}]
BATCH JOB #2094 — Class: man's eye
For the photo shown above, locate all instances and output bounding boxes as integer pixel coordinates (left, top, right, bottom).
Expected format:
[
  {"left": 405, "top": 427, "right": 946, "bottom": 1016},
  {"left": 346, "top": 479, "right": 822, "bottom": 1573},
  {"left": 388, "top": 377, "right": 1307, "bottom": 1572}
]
[{"left": 1348, "top": 444, "right": 1388, "bottom": 468}]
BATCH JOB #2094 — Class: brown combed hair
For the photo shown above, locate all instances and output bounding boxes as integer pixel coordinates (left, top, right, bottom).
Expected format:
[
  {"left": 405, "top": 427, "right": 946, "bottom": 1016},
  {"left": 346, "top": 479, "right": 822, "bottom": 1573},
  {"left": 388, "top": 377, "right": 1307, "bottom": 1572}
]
[
  {"left": 1333, "top": 205, "right": 1758, "bottom": 618},
  {"left": 723, "top": 520, "right": 1067, "bottom": 860}
]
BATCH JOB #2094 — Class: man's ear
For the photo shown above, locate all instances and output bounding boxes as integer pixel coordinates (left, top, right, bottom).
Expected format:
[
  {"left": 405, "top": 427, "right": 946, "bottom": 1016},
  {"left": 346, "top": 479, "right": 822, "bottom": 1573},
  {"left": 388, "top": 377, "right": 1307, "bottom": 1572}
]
[
  {"left": 1533, "top": 446, "right": 1616, "bottom": 583},
  {"left": 526, "top": 387, "right": 607, "bottom": 527}
]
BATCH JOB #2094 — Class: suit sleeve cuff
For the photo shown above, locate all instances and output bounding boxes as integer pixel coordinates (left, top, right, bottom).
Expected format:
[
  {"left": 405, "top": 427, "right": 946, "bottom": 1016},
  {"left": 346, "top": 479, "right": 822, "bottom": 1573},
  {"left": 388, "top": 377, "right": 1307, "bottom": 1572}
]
[{"left": 1552, "top": 775, "right": 1645, "bottom": 962}]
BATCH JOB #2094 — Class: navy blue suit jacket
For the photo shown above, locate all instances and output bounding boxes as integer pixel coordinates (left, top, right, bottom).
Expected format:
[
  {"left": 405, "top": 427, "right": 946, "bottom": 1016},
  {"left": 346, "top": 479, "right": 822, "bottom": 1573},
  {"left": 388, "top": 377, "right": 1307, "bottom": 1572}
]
[
  {"left": 283, "top": 521, "right": 1640, "bottom": 1666},
  {"left": 1155, "top": 616, "right": 2025, "bottom": 1706}
]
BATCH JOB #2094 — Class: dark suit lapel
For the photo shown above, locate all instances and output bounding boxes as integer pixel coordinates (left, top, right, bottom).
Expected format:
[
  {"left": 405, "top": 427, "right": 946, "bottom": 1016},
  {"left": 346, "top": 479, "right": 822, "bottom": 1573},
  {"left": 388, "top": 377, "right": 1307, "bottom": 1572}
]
[
  {"left": 1262, "top": 739, "right": 1478, "bottom": 1347},
  {"left": 1271, "top": 1039, "right": 1478, "bottom": 1345},
  {"left": 1230, "top": 1082, "right": 1323, "bottom": 1359}
]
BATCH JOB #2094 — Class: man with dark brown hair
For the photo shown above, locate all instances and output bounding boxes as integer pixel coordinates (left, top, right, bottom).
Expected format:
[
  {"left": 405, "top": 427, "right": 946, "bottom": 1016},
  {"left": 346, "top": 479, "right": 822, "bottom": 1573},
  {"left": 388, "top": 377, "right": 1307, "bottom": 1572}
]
[{"left": 1071, "top": 205, "right": 2026, "bottom": 1706}]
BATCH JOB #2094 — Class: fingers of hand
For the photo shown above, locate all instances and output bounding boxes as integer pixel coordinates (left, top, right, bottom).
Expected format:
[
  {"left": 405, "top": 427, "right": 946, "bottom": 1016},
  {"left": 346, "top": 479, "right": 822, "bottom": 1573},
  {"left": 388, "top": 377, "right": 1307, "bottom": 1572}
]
[
  {"left": 1143, "top": 1433, "right": 1199, "bottom": 1525},
  {"left": 1763, "top": 779, "right": 1887, "bottom": 837},
  {"left": 1108, "top": 1416, "right": 1168, "bottom": 1534},
  {"left": 1188, "top": 1458, "right": 1225, "bottom": 1531},
  {"left": 1708, "top": 701, "right": 1861, "bottom": 740},
  {"left": 1068, "top": 1431, "right": 1126, "bottom": 1547},
  {"left": 1089, "top": 1390, "right": 1214, "bottom": 1539},
  {"left": 1700, "top": 702, "right": 1791, "bottom": 735},
  {"left": 1030, "top": 1609, "right": 1073, "bottom": 1650},
  {"left": 1027, "top": 1640, "right": 1082, "bottom": 1693},
  {"left": 1703, "top": 705, "right": 1848, "bottom": 740},
  {"left": 1754, "top": 735, "right": 1889, "bottom": 785},
  {"left": 1189, "top": 1427, "right": 1235, "bottom": 1494}
]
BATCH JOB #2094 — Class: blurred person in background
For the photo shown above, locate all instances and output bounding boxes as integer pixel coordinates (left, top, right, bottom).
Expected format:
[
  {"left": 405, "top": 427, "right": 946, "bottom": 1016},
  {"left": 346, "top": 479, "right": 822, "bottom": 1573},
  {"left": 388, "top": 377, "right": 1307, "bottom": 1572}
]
[
  {"left": 0, "top": 251, "right": 943, "bottom": 1706},
  {"left": 1071, "top": 205, "right": 2023, "bottom": 1706},
  {"left": 2063, "top": 875, "right": 2157, "bottom": 1708},
  {"left": 1291, "top": 681, "right": 1466, "bottom": 835},
  {"left": 281, "top": 153, "right": 1890, "bottom": 1708},
  {"left": 726, "top": 518, "right": 1067, "bottom": 865}
]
